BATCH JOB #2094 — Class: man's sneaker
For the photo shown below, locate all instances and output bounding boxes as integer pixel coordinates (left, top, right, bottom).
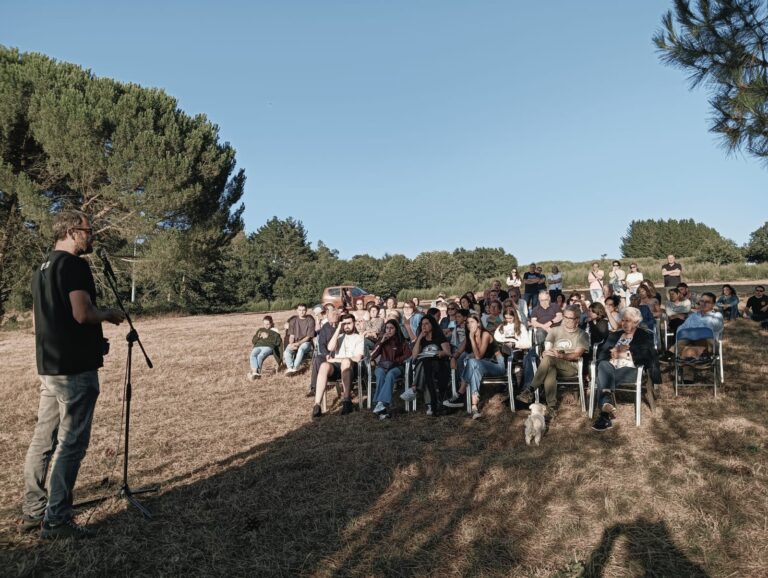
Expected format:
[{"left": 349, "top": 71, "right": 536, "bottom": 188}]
[
  {"left": 379, "top": 413, "right": 391, "bottom": 421},
  {"left": 601, "top": 402, "right": 616, "bottom": 418},
  {"left": 305, "top": 388, "right": 316, "bottom": 398},
  {"left": 471, "top": 406, "right": 482, "bottom": 420},
  {"left": 443, "top": 394, "right": 466, "bottom": 408},
  {"left": 40, "top": 519, "right": 95, "bottom": 540},
  {"left": 312, "top": 404, "right": 322, "bottom": 418},
  {"left": 341, "top": 399, "right": 354, "bottom": 415},
  {"left": 425, "top": 404, "right": 433, "bottom": 416},
  {"left": 373, "top": 401, "right": 387, "bottom": 415},
  {"left": 400, "top": 388, "right": 417, "bottom": 402},
  {"left": 19, "top": 514, "right": 43, "bottom": 533},
  {"left": 515, "top": 389, "right": 534, "bottom": 404},
  {"left": 592, "top": 412, "right": 613, "bottom": 432},
  {"left": 285, "top": 367, "right": 297, "bottom": 375}
]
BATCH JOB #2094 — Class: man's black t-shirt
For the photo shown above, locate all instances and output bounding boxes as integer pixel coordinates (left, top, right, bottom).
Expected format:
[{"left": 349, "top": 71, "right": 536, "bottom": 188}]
[
  {"left": 523, "top": 272, "right": 538, "bottom": 295},
  {"left": 746, "top": 295, "right": 768, "bottom": 319},
  {"left": 662, "top": 262, "right": 682, "bottom": 287},
  {"left": 33, "top": 251, "right": 104, "bottom": 375}
]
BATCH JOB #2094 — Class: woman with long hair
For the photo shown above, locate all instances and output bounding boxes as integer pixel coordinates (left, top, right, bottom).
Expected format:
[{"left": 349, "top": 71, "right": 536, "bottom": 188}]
[
  {"left": 400, "top": 315, "right": 451, "bottom": 415},
  {"left": 506, "top": 268, "right": 522, "bottom": 290},
  {"left": 587, "top": 302, "right": 611, "bottom": 345},
  {"left": 370, "top": 320, "right": 412, "bottom": 417},
  {"left": 547, "top": 265, "right": 563, "bottom": 301},
  {"left": 716, "top": 284, "right": 740, "bottom": 321},
  {"left": 603, "top": 295, "right": 622, "bottom": 331},
  {"left": 442, "top": 313, "right": 506, "bottom": 419}
]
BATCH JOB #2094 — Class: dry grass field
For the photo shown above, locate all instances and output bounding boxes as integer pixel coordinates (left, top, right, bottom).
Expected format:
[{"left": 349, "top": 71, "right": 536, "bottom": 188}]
[{"left": 0, "top": 311, "right": 767, "bottom": 577}]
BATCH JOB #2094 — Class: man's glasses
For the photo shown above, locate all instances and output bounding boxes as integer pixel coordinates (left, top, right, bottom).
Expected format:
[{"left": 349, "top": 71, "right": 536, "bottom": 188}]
[
  {"left": 698, "top": 300, "right": 713, "bottom": 305},
  {"left": 71, "top": 227, "right": 93, "bottom": 235},
  {"left": 563, "top": 315, "right": 578, "bottom": 321}
]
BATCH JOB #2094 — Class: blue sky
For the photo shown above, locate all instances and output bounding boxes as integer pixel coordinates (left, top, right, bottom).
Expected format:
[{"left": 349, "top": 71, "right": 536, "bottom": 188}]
[{"left": 2, "top": 0, "right": 764, "bottom": 264}]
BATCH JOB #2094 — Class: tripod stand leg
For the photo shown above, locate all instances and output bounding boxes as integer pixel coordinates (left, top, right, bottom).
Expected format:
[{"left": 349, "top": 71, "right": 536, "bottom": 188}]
[{"left": 121, "top": 485, "right": 157, "bottom": 519}]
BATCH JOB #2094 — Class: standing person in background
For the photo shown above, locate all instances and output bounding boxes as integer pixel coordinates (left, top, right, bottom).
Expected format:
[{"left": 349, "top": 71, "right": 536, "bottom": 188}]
[
  {"left": 535, "top": 266, "right": 547, "bottom": 297},
  {"left": 22, "top": 209, "right": 125, "bottom": 539},
  {"left": 662, "top": 254, "right": 683, "bottom": 288},
  {"left": 588, "top": 262, "right": 605, "bottom": 303},
  {"left": 506, "top": 268, "right": 522, "bottom": 291},
  {"left": 523, "top": 263, "right": 541, "bottom": 311},
  {"left": 547, "top": 265, "right": 563, "bottom": 302},
  {"left": 625, "top": 263, "right": 644, "bottom": 296},
  {"left": 608, "top": 261, "right": 626, "bottom": 298}
]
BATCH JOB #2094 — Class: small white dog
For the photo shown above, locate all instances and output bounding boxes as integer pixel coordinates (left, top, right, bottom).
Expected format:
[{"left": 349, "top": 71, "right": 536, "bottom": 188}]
[{"left": 524, "top": 402, "right": 547, "bottom": 446}]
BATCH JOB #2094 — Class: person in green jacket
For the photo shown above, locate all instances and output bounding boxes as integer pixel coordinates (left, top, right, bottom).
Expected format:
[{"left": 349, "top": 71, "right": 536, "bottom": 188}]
[{"left": 249, "top": 316, "right": 284, "bottom": 379}]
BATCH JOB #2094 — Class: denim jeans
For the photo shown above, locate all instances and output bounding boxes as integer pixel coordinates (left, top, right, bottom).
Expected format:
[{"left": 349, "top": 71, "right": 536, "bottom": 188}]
[
  {"left": 373, "top": 366, "right": 403, "bottom": 405},
  {"left": 250, "top": 346, "right": 273, "bottom": 370},
  {"left": 595, "top": 360, "right": 638, "bottom": 409},
  {"left": 525, "top": 292, "right": 539, "bottom": 310},
  {"left": 283, "top": 341, "right": 312, "bottom": 369},
  {"left": 23, "top": 371, "right": 100, "bottom": 525},
  {"left": 463, "top": 355, "right": 505, "bottom": 395}
]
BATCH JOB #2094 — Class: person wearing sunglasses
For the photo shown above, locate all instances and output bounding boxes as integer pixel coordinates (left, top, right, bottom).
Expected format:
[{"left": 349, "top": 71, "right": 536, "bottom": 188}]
[
  {"left": 676, "top": 293, "right": 724, "bottom": 358},
  {"left": 745, "top": 286, "right": 768, "bottom": 329}
]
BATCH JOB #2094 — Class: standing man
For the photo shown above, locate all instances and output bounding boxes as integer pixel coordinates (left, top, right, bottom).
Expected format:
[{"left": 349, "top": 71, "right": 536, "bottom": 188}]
[
  {"left": 523, "top": 263, "right": 541, "bottom": 310},
  {"left": 662, "top": 254, "right": 683, "bottom": 288},
  {"left": 283, "top": 303, "right": 316, "bottom": 374},
  {"left": 22, "top": 210, "right": 125, "bottom": 539}
]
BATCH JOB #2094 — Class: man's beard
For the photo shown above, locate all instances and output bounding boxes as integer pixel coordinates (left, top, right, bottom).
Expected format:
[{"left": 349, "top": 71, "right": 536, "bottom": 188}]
[{"left": 76, "top": 239, "right": 93, "bottom": 255}]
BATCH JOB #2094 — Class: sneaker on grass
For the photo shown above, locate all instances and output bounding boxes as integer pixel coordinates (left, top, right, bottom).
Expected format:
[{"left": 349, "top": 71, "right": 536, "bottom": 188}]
[
  {"left": 400, "top": 388, "right": 417, "bottom": 402},
  {"left": 471, "top": 406, "right": 482, "bottom": 420},
  {"left": 592, "top": 412, "right": 613, "bottom": 432},
  {"left": 373, "top": 401, "right": 387, "bottom": 415},
  {"left": 40, "top": 519, "right": 95, "bottom": 540},
  {"left": 425, "top": 404, "right": 433, "bottom": 416},
  {"left": 515, "top": 389, "right": 534, "bottom": 404},
  {"left": 442, "top": 394, "right": 465, "bottom": 408}
]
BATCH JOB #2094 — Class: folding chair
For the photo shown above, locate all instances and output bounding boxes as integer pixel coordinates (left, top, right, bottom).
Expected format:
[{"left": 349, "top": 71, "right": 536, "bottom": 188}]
[
  {"left": 674, "top": 326, "right": 723, "bottom": 397},
  {"left": 320, "top": 359, "right": 365, "bottom": 412},
  {"left": 529, "top": 355, "right": 587, "bottom": 414},
  {"left": 449, "top": 355, "right": 516, "bottom": 415},
  {"left": 365, "top": 359, "right": 414, "bottom": 411},
  {"left": 588, "top": 363, "right": 647, "bottom": 426}
]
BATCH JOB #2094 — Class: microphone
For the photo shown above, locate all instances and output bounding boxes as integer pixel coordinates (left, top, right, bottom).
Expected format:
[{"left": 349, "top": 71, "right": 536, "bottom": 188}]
[{"left": 96, "top": 247, "right": 117, "bottom": 280}]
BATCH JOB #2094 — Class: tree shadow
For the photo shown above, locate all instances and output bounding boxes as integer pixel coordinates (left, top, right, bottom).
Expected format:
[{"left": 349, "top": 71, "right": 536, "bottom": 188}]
[
  {"left": 1, "top": 399, "right": 627, "bottom": 577},
  {"left": 583, "top": 517, "right": 709, "bottom": 577}
]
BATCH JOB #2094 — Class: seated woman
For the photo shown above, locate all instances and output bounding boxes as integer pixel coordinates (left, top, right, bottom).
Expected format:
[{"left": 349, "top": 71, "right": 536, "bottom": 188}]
[
  {"left": 587, "top": 302, "right": 611, "bottom": 346},
  {"left": 591, "top": 307, "right": 661, "bottom": 431},
  {"left": 361, "top": 304, "right": 385, "bottom": 349},
  {"left": 492, "top": 306, "right": 532, "bottom": 356},
  {"left": 603, "top": 295, "right": 622, "bottom": 331},
  {"left": 442, "top": 313, "right": 506, "bottom": 419},
  {"left": 555, "top": 293, "right": 567, "bottom": 311},
  {"left": 716, "top": 284, "right": 740, "bottom": 321},
  {"left": 637, "top": 283, "right": 661, "bottom": 320},
  {"left": 400, "top": 315, "right": 451, "bottom": 415},
  {"left": 369, "top": 320, "right": 412, "bottom": 418},
  {"left": 249, "top": 316, "right": 284, "bottom": 379},
  {"left": 629, "top": 293, "right": 656, "bottom": 334}
]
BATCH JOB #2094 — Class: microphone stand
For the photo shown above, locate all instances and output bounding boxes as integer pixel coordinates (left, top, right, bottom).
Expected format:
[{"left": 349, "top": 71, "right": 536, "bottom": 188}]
[{"left": 100, "top": 251, "right": 158, "bottom": 519}]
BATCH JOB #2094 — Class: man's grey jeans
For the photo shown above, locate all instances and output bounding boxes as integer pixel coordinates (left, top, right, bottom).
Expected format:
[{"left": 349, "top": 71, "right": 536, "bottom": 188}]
[{"left": 23, "top": 370, "right": 99, "bottom": 525}]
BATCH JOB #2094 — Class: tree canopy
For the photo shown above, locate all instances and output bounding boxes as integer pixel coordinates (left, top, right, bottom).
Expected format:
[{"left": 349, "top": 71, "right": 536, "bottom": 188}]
[
  {"left": 654, "top": 0, "right": 768, "bottom": 165},
  {"left": 621, "top": 218, "right": 741, "bottom": 262},
  {"left": 0, "top": 45, "right": 244, "bottom": 316}
]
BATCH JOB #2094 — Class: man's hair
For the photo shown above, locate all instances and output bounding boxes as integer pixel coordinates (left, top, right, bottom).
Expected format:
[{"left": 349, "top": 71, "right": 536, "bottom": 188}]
[
  {"left": 52, "top": 209, "right": 88, "bottom": 241},
  {"left": 296, "top": 303, "right": 308, "bottom": 309},
  {"left": 339, "top": 313, "right": 356, "bottom": 326},
  {"left": 457, "top": 308, "right": 470, "bottom": 318},
  {"left": 756, "top": 285, "right": 765, "bottom": 291},
  {"left": 564, "top": 305, "right": 581, "bottom": 318},
  {"left": 263, "top": 315, "right": 273, "bottom": 325},
  {"left": 701, "top": 292, "right": 716, "bottom": 302},
  {"left": 538, "top": 290, "right": 550, "bottom": 298},
  {"left": 676, "top": 282, "right": 688, "bottom": 289}
]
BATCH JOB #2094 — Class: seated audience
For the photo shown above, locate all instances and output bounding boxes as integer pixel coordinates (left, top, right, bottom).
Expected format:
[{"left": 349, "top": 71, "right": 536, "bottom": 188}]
[
  {"left": 716, "top": 284, "right": 740, "bottom": 321},
  {"left": 370, "top": 320, "right": 412, "bottom": 418},
  {"left": 676, "top": 282, "right": 697, "bottom": 310},
  {"left": 312, "top": 313, "right": 365, "bottom": 418},
  {"left": 481, "top": 299, "right": 503, "bottom": 332},
  {"left": 515, "top": 305, "right": 589, "bottom": 420},
  {"left": 283, "top": 303, "right": 316, "bottom": 374},
  {"left": 637, "top": 283, "right": 661, "bottom": 319},
  {"left": 664, "top": 287, "right": 691, "bottom": 339},
  {"left": 591, "top": 307, "right": 661, "bottom": 432},
  {"left": 555, "top": 293, "right": 567, "bottom": 311},
  {"left": 248, "top": 316, "right": 283, "bottom": 379},
  {"left": 603, "top": 295, "right": 622, "bottom": 331},
  {"left": 402, "top": 301, "right": 423, "bottom": 343},
  {"left": 361, "top": 304, "right": 384, "bottom": 345},
  {"left": 676, "top": 292, "right": 724, "bottom": 358},
  {"left": 307, "top": 309, "right": 339, "bottom": 397},
  {"left": 587, "top": 302, "right": 611, "bottom": 346},
  {"left": 493, "top": 306, "right": 532, "bottom": 356}
]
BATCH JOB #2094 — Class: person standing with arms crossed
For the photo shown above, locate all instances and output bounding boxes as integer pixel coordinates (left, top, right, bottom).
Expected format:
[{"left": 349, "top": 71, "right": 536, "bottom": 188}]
[{"left": 21, "top": 210, "right": 125, "bottom": 539}]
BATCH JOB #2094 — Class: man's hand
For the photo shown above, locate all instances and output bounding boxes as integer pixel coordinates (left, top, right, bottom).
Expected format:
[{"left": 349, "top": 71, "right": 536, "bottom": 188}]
[
  {"left": 103, "top": 309, "right": 125, "bottom": 325},
  {"left": 542, "top": 349, "right": 559, "bottom": 358}
]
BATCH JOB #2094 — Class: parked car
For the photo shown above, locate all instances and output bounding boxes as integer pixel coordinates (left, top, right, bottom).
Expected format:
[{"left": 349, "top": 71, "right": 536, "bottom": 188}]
[{"left": 321, "top": 286, "right": 379, "bottom": 309}]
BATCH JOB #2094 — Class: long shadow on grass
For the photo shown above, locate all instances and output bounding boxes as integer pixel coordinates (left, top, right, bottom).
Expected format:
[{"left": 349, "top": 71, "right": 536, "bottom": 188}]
[
  {"left": 1, "top": 398, "right": 647, "bottom": 577},
  {"left": 583, "top": 517, "right": 709, "bottom": 577}
]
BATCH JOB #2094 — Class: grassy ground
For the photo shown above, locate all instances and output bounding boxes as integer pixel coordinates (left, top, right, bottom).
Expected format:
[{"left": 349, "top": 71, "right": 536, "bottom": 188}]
[{"left": 0, "top": 312, "right": 766, "bottom": 577}]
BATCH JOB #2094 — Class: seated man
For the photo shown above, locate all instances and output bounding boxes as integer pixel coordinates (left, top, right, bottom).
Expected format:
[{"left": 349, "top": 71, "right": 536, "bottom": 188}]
[
  {"left": 515, "top": 305, "right": 588, "bottom": 420},
  {"left": 481, "top": 299, "right": 503, "bottom": 332},
  {"left": 248, "top": 315, "right": 283, "bottom": 379},
  {"left": 529, "top": 291, "right": 563, "bottom": 346},
  {"left": 676, "top": 292, "right": 724, "bottom": 358},
  {"left": 306, "top": 309, "right": 339, "bottom": 397},
  {"left": 312, "top": 313, "right": 365, "bottom": 418},
  {"left": 676, "top": 282, "right": 698, "bottom": 311},
  {"left": 745, "top": 285, "right": 768, "bottom": 329},
  {"left": 664, "top": 287, "right": 691, "bottom": 338},
  {"left": 283, "top": 303, "right": 316, "bottom": 374}
]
